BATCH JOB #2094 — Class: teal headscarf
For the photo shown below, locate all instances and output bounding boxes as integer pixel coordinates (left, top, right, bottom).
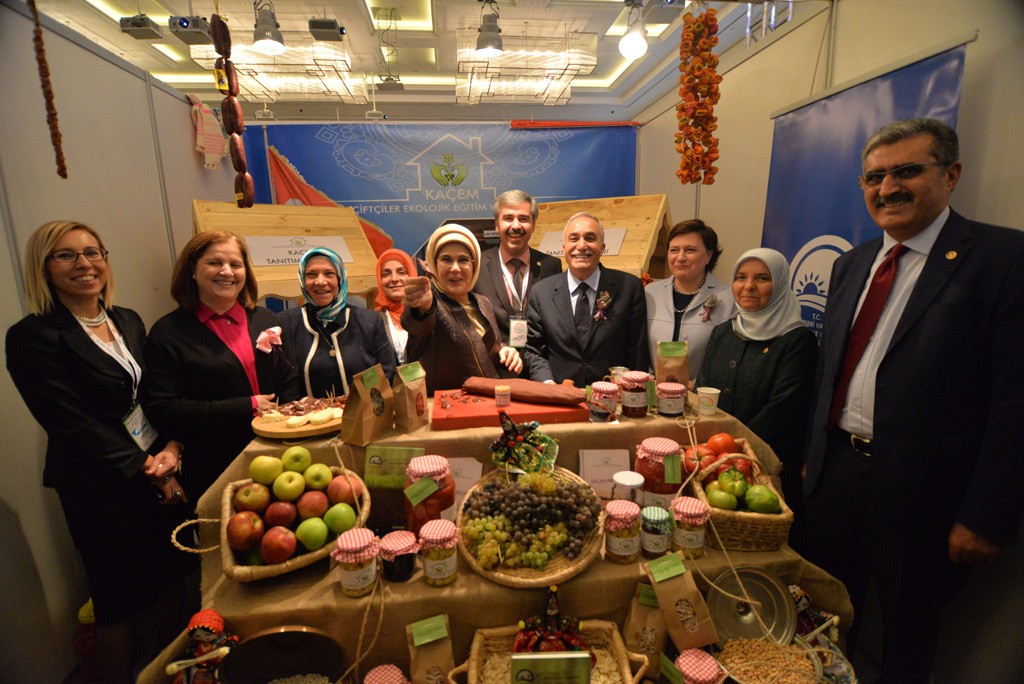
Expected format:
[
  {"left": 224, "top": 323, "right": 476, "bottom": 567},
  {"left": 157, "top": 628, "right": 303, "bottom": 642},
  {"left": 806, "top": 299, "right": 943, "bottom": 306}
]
[{"left": 299, "top": 247, "right": 348, "bottom": 325}]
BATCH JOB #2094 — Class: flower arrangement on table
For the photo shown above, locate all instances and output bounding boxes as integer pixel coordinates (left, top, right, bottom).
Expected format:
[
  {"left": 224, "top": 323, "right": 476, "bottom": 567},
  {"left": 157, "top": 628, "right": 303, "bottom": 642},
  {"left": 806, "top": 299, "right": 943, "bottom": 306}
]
[
  {"left": 675, "top": 7, "right": 722, "bottom": 185},
  {"left": 489, "top": 411, "right": 558, "bottom": 473}
]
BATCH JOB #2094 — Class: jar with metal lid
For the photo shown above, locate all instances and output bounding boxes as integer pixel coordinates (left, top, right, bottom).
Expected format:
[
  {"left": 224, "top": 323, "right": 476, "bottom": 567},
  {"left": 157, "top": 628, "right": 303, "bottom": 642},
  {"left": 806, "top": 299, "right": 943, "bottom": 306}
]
[
  {"left": 672, "top": 496, "right": 709, "bottom": 559},
  {"left": 635, "top": 437, "right": 683, "bottom": 510},
  {"left": 611, "top": 470, "right": 645, "bottom": 505},
  {"left": 418, "top": 518, "right": 458, "bottom": 587},
  {"left": 604, "top": 499, "right": 641, "bottom": 564},
  {"left": 494, "top": 384, "right": 511, "bottom": 407},
  {"left": 674, "top": 648, "right": 722, "bottom": 684},
  {"left": 640, "top": 506, "right": 673, "bottom": 558},
  {"left": 379, "top": 530, "right": 419, "bottom": 582},
  {"left": 404, "top": 455, "right": 456, "bottom": 537},
  {"left": 656, "top": 382, "right": 688, "bottom": 417},
  {"left": 364, "top": 664, "right": 411, "bottom": 684},
  {"left": 618, "top": 371, "right": 652, "bottom": 418},
  {"left": 331, "top": 528, "right": 380, "bottom": 598},
  {"left": 589, "top": 381, "right": 620, "bottom": 422}
]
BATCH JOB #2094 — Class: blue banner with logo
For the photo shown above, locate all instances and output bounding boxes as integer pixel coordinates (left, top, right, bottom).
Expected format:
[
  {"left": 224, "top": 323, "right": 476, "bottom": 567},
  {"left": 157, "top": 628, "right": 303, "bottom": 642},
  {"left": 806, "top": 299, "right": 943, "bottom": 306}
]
[
  {"left": 243, "top": 123, "right": 637, "bottom": 255},
  {"left": 762, "top": 46, "right": 965, "bottom": 337}
]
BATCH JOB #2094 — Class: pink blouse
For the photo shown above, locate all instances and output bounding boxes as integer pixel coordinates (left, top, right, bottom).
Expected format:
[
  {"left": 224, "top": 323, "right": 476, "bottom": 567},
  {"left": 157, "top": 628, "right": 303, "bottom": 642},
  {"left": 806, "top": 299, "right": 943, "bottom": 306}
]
[{"left": 196, "top": 302, "right": 259, "bottom": 412}]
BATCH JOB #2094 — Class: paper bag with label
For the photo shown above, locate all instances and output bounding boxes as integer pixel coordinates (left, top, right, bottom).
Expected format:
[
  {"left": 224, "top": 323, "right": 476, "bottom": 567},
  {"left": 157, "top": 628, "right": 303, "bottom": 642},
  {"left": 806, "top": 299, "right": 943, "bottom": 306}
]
[
  {"left": 406, "top": 614, "right": 455, "bottom": 684},
  {"left": 645, "top": 553, "right": 718, "bottom": 651},
  {"left": 622, "top": 583, "right": 667, "bottom": 679},
  {"left": 340, "top": 364, "right": 394, "bottom": 446},
  {"left": 393, "top": 361, "right": 429, "bottom": 432},
  {"left": 656, "top": 341, "right": 690, "bottom": 385}
]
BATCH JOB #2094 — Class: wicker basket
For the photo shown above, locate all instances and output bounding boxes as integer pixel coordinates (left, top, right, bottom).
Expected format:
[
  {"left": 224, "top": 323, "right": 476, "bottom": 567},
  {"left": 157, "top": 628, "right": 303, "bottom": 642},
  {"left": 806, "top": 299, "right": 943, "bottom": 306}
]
[
  {"left": 691, "top": 441, "right": 793, "bottom": 552},
  {"left": 220, "top": 467, "right": 370, "bottom": 582},
  {"left": 448, "top": 620, "right": 648, "bottom": 684},
  {"left": 456, "top": 467, "right": 604, "bottom": 588}
]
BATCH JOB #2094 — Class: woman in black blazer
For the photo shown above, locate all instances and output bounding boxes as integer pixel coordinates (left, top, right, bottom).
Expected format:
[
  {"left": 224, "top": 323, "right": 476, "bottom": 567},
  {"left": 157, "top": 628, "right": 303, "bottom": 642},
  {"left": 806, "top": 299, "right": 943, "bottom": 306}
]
[
  {"left": 143, "top": 231, "right": 302, "bottom": 500},
  {"left": 6, "top": 221, "right": 194, "bottom": 684}
]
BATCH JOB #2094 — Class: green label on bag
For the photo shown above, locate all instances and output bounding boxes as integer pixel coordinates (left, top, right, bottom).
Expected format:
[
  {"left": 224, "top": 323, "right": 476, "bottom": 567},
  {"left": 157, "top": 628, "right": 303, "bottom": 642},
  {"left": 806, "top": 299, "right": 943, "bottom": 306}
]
[
  {"left": 664, "top": 452, "right": 682, "bottom": 484},
  {"left": 659, "top": 341, "right": 688, "bottom": 358},
  {"left": 661, "top": 653, "right": 684, "bottom": 684},
  {"left": 361, "top": 365, "right": 380, "bottom": 389},
  {"left": 511, "top": 652, "right": 591, "bottom": 684},
  {"left": 404, "top": 476, "right": 439, "bottom": 506},
  {"left": 411, "top": 614, "right": 448, "bottom": 646},
  {"left": 364, "top": 446, "right": 423, "bottom": 489},
  {"left": 639, "top": 583, "right": 660, "bottom": 608},
  {"left": 398, "top": 361, "right": 425, "bottom": 383},
  {"left": 649, "top": 553, "right": 687, "bottom": 583}
]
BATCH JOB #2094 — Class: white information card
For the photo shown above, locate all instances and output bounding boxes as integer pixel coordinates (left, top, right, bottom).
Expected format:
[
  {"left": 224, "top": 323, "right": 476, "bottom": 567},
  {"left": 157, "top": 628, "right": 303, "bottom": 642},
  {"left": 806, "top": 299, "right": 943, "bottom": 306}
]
[{"left": 245, "top": 235, "right": 354, "bottom": 266}]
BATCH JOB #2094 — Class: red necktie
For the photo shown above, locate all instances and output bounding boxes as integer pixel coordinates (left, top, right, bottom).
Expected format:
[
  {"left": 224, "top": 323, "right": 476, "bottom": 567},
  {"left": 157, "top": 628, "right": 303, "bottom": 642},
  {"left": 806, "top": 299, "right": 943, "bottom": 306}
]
[{"left": 828, "top": 243, "right": 907, "bottom": 427}]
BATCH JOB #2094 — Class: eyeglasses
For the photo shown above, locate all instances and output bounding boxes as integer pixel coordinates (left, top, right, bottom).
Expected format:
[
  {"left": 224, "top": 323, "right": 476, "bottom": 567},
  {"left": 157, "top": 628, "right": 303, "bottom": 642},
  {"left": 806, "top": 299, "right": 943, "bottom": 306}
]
[
  {"left": 858, "top": 161, "right": 949, "bottom": 188},
  {"left": 437, "top": 255, "right": 474, "bottom": 269},
  {"left": 49, "top": 247, "right": 108, "bottom": 263}
]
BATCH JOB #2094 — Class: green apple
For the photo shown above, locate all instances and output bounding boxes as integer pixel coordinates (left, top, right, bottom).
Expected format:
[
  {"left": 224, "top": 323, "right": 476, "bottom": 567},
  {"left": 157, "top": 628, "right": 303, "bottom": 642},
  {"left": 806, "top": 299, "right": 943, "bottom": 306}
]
[
  {"left": 272, "top": 470, "right": 306, "bottom": 501},
  {"left": 295, "top": 517, "right": 330, "bottom": 551},
  {"left": 281, "top": 445, "right": 312, "bottom": 473},
  {"left": 323, "top": 503, "right": 357, "bottom": 535},
  {"left": 249, "top": 455, "right": 284, "bottom": 486},
  {"left": 303, "top": 463, "right": 333, "bottom": 491}
]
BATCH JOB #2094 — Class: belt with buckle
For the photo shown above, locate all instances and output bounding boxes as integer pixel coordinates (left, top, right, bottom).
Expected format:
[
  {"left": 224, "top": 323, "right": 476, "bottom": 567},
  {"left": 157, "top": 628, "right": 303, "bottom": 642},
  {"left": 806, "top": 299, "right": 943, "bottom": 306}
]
[{"left": 837, "top": 429, "right": 873, "bottom": 456}]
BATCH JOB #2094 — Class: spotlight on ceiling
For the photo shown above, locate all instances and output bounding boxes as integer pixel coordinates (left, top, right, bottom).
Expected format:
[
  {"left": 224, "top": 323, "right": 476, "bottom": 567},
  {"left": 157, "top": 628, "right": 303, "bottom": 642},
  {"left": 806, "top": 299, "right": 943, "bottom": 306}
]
[
  {"left": 476, "top": 0, "right": 503, "bottom": 57},
  {"left": 252, "top": 1, "right": 286, "bottom": 55},
  {"left": 618, "top": 1, "right": 648, "bottom": 60}
]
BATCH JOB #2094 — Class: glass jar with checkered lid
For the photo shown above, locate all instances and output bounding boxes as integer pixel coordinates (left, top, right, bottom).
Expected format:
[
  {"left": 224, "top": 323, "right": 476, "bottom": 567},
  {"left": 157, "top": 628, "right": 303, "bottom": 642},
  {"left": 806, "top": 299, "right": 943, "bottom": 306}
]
[
  {"left": 404, "top": 455, "right": 455, "bottom": 536},
  {"left": 604, "top": 499, "right": 641, "bottom": 564},
  {"left": 675, "top": 648, "right": 722, "bottom": 684},
  {"left": 331, "top": 528, "right": 380, "bottom": 598},
  {"left": 418, "top": 518, "right": 458, "bottom": 587},
  {"left": 636, "top": 436, "right": 683, "bottom": 509},
  {"left": 619, "top": 371, "right": 652, "bottom": 418},
  {"left": 672, "top": 496, "right": 710, "bottom": 559}
]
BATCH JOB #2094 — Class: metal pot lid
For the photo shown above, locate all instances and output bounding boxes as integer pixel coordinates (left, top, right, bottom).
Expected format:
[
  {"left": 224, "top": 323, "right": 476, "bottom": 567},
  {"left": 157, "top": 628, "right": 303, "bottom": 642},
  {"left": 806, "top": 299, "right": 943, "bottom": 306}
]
[
  {"left": 706, "top": 567, "right": 797, "bottom": 645},
  {"left": 218, "top": 625, "right": 345, "bottom": 684}
]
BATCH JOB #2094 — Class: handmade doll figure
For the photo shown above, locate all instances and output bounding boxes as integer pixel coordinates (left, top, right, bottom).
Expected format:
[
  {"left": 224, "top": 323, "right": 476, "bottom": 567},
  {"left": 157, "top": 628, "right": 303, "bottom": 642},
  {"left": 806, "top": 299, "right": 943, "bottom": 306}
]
[{"left": 169, "top": 609, "right": 238, "bottom": 684}]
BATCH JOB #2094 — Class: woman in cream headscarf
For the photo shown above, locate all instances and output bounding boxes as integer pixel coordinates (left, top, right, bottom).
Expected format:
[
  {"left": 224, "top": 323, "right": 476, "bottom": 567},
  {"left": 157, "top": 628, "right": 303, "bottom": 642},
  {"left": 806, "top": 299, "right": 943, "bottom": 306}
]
[
  {"left": 402, "top": 224, "right": 523, "bottom": 393},
  {"left": 696, "top": 248, "right": 817, "bottom": 547}
]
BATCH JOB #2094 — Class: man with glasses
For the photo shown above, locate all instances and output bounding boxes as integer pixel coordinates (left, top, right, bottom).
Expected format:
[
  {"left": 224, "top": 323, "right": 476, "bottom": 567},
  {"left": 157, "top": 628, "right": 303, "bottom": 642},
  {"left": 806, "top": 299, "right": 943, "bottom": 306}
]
[{"left": 803, "top": 118, "right": 1024, "bottom": 682}]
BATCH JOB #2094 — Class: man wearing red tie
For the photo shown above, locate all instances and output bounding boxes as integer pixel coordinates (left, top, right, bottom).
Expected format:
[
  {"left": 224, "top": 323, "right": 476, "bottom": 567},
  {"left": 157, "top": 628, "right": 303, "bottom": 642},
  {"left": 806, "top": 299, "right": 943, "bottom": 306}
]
[{"left": 803, "top": 118, "right": 1024, "bottom": 682}]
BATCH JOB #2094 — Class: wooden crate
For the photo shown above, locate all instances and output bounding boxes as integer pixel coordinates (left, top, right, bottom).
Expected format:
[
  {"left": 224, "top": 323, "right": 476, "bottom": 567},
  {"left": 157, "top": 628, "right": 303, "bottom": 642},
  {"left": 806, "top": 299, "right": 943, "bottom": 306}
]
[{"left": 192, "top": 200, "right": 378, "bottom": 300}]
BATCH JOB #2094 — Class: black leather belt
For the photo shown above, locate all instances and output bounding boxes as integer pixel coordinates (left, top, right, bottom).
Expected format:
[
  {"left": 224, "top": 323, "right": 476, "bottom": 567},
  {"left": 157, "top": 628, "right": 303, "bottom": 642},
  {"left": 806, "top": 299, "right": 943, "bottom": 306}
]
[{"left": 837, "top": 429, "right": 873, "bottom": 456}]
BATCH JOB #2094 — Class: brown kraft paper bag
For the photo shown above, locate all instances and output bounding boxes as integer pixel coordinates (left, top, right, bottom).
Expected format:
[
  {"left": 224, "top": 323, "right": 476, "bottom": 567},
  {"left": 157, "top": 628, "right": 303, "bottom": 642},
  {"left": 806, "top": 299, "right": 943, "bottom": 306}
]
[
  {"left": 644, "top": 552, "right": 718, "bottom": 652},
  {"left": 393, "top": 361, "right": 429, "bottom": 432},
  {"left": 656, "top": 341, "right": 690, "bottom": 385},
  {"left": 622, "top": 583, "right": 668, "bottom": 678},
  {"left": 340, "top": 363, "right": 395, "bottom": 446},
  {"left": 406, "top": 615, "right": 455, "bottom": 684}
]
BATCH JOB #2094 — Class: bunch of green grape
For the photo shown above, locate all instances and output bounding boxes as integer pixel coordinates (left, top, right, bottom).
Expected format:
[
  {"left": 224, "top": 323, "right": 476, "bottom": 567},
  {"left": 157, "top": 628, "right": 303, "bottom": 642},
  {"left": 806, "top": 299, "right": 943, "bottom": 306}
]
[{"left": 461, "top": 472, "right": 601, "bottom": 570}]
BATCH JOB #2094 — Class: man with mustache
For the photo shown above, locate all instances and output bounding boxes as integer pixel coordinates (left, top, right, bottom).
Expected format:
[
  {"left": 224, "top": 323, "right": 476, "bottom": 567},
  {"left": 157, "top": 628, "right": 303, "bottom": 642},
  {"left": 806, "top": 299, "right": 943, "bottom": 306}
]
[
  {"left": 524, "top": 212, "right": 649, "bottom": 386},
  {"left": 473, "top": 190, "right": 561, "bottom": 354},
  {"left": 802, "top": 118, "right": 1024, "bottom": 682}
]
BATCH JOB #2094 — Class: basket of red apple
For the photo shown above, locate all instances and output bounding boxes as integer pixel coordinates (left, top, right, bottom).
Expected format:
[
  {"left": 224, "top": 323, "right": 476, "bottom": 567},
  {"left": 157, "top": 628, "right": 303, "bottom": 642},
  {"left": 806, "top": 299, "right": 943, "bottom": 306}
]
[{"left": 219, "top": 445, "right": 370, "bottom": 582}]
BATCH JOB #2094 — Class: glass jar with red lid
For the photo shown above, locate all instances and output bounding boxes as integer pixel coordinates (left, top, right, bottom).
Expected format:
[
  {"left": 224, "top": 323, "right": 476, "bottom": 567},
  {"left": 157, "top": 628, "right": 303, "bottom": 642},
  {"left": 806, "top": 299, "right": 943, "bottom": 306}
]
[
  {"left": 635, "top": 437, "right": 683, "bottom": 509},
  {"left": 404, "top": 455, "right": 456, "bottom": 536},
  {"left": 619, "top": 371, "right": 652, "bottom": 418}
]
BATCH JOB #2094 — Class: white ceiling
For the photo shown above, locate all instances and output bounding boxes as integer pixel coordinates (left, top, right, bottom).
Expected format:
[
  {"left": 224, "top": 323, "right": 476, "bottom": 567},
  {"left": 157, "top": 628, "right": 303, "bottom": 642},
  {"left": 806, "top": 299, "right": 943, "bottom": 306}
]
[{"left": 33, "top": 1, "right": 762, "bottom": 121}]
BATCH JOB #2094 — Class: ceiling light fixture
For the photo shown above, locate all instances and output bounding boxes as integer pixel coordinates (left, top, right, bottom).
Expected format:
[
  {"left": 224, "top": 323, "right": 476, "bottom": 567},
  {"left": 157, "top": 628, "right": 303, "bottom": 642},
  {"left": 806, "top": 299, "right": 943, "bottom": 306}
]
[
  {"left": 476, "top": 0, "right": 503, "bottom": 57},
  {"left": 618, "top": 1, "right": 648, "bottom": 60},
  {"left": 252, "top": 1, "right": 286, "bottom": 56}
]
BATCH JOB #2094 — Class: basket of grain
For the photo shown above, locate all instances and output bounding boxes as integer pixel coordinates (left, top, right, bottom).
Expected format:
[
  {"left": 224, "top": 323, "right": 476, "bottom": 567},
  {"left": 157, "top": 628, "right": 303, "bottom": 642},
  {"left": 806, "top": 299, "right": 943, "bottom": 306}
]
[{"left": 714, "top": 636, "right": 823, "bottom": 684}]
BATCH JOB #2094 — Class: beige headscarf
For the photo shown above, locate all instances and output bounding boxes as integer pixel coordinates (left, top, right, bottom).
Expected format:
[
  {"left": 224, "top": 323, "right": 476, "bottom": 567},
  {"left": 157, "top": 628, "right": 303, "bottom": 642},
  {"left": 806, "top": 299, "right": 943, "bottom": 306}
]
[
  {"left": 424, "top": 223, "right": 482, "bottom": 292},
  {"left": 730, "top": 248, "right": 807, "bottom": 342}
]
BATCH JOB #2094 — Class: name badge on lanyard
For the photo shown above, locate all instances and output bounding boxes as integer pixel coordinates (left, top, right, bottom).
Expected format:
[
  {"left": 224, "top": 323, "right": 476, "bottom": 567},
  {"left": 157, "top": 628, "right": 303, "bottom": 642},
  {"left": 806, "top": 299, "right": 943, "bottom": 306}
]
[
  {"left": 123, "top": 404, "right": 158, "bottom": 451},
  {"left": 509, "top": 317, "right": 528, "bottom": 348}
]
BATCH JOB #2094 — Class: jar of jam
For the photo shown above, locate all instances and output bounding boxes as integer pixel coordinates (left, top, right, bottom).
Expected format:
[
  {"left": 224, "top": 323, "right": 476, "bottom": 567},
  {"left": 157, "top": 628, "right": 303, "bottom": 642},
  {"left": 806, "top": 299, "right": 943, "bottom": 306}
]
[
  {"left": 656, "top": 382, "right": 688, "bottom": 417},
  {"left": 364, "top": 665, "right": 411, "bottom": 684},
  {"left": 672, "top": 496, "right": 709, "bottom": 559},
  {"left": 404, "top": 455, "right": 456, "bottom": 537},
  {"left": 640, "top": 506, "right": 673, "bottom": 558},
  {"left": 331, "top": 528, "right": 380, "bottom": 598},
  {"left": 589, "top": 381, "right": 620, "bottom": 422},
  {"left": 674, "top": 648, "right": 722, "bottom": 684},
  {"left": 418, "top": 518, "right": 458, "bottom": 587},
  {"left": 380, "top": 530, "right": 419, "bottom": 582},
  {"left": 604, "top": 499, "right": 641, "bottom": 564},
  {"left": 635, "top": 437, "right": 682, "bottom": 510},
  {"left": 619, "top": 371, "right": 652, "bottom": 418}
]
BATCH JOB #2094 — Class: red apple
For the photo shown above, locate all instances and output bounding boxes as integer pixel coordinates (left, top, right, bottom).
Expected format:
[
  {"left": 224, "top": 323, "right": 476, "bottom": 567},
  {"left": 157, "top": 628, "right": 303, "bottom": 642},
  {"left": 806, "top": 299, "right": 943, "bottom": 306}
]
[
  {"left": 264, "top": 500, "right": 298, "bottom": 528},
  {"left": 296, "top": 490, "right": 329, "bottom": 520},
  {"left": 327, "top": 474, "right": 364, "bottom": 506},
  {"left": 259, "top": 526, "right": 297, "bottom": 564},
  {"left": 226, "top": 511, "right": 265, "bottom": 552},
  {"left": 233, "top": 482, "right": 271, "bottom": 514}
]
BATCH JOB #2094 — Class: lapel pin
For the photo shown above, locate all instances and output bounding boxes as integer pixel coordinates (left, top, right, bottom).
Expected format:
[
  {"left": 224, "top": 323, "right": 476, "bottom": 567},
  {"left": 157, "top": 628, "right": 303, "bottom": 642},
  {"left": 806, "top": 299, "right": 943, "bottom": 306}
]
[{"left": 946, "top": 250, "right": 957, "bottom": 260}]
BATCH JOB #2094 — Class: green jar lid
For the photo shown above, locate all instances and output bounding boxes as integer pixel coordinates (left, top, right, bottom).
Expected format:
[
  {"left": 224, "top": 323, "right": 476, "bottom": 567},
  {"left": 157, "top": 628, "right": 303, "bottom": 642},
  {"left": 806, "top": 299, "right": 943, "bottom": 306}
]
[{"left": 641, "top": 506, "right": 673, "bottom": 534}]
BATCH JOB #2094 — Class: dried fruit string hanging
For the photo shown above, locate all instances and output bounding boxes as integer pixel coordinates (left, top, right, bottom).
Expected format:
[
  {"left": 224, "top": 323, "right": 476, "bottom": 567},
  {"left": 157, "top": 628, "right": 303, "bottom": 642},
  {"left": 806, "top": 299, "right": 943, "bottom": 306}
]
[
  {"left": 28, "top": 0, "right": 67, "bottom": 178},
  {"left": 675, "top": 6, "right": 721, "bottom": 186}
]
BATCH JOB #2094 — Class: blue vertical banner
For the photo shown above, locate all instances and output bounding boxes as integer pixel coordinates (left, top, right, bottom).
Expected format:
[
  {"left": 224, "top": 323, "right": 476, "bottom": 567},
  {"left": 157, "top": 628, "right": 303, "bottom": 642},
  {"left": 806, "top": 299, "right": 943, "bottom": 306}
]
[
  {"left": 761, "top": 46, "right": 966, "bottom": 336},
  {"left": 243, "top": 123, "right": 637, "bottom": 255}
]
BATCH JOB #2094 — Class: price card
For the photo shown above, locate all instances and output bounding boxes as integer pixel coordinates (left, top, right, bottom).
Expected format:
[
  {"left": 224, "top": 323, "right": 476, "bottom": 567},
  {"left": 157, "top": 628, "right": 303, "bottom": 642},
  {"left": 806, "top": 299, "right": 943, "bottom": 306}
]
[
  {"left": 410, "top": 614, "right": 449, "bottom": 647},
  {"left": 405, "top": 476, "right": 439, "bottom": 506},
  {"left": 445, "top": 458, "right": 483, "bottom": 522},
  {"left": 579, "top": 449, "right": 630, "bottom": 499},
  {"left": 511, "top": 652, "right": 591, "bottom": 684},
  {"left": 661, "top": 653, "right": 684, "bottom": 684},
  {"left": 648, "top": 552, "right": 687, "bottom": 583},
  {"left": 364, "top": 445, "right": 423, "bottom": 489}
]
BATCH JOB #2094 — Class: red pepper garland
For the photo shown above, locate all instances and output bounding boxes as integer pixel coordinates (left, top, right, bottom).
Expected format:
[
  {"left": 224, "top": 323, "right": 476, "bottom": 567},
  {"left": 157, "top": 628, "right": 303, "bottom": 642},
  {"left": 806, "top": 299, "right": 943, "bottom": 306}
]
[{"left": 675, "top": 7, "right": 722, "bottom": 186}]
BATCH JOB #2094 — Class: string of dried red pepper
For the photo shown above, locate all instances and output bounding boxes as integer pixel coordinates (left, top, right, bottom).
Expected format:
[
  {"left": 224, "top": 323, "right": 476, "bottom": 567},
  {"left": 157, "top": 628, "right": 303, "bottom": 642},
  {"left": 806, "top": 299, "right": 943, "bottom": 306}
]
[{"left": 675, "top": 7, "right": 722, "bottom": 186}]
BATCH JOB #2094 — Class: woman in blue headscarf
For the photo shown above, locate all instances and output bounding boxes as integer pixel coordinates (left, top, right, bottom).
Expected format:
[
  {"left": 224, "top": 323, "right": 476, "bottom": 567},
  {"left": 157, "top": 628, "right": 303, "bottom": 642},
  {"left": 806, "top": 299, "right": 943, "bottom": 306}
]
[{"left": 278, "top": 247, "right": 397, "bottom": 397}]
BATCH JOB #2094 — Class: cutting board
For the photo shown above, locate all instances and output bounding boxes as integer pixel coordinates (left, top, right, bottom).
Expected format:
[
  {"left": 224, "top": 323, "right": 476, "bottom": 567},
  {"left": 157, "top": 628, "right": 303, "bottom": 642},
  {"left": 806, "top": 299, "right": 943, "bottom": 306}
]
[{"left": 430, "top": 392, "right": 589, "bottom": 430}]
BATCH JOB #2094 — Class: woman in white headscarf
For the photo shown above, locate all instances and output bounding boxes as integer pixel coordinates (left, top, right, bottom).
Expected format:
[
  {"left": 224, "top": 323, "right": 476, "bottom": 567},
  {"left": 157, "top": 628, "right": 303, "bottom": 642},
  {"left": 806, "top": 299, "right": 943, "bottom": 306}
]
[
  {"left": 402, "top": 224, "right": 523, "bottom": 393},
  {"left": 697, "top": 248, "right": 817, "bottom": 546}
]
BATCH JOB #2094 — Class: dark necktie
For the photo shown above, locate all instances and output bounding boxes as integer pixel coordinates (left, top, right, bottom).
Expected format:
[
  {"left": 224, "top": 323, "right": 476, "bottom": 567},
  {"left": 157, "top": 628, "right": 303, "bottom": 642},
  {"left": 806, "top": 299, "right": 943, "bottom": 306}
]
[
  {"left": 828, "top": 243, "right": 908, "bottom": 427},
  {"left": 507, "top": 258, "right": 525, "bottom": 311},
  {"left": 574, "top": 283, "right": 592, "bottom": 341}
]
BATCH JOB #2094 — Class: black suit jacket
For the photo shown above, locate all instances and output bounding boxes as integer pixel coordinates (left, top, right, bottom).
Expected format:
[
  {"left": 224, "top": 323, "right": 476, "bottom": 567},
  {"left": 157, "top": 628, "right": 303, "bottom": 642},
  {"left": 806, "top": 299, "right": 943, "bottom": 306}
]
[
  {"left": 6, "top": 303, "right": 153, "bottom": 494},
  {"left": 473, "top": 246, "right": 562, "bottom": 344},
  {"left": 143, "top": 306, "right": 303, "bottom": 497},
  {"left": 524, "top": 265, "right": 650, "bottom": 386},
  {"left": 804, "top": 210, "right": 1024, "bottom": 544}
]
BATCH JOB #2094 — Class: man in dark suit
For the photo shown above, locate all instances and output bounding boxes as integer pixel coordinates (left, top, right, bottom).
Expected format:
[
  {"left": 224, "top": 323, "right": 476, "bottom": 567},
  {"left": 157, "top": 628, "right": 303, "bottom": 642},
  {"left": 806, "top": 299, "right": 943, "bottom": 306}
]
[
  {"left": 524, "top": 212, "right": 649, "bottom": 386},
  {"left": 473, "top": 190, "right": 561, "bottom": 350},
  {"left": 803, "top": 118, "right": 1024, "bottom": 682}
]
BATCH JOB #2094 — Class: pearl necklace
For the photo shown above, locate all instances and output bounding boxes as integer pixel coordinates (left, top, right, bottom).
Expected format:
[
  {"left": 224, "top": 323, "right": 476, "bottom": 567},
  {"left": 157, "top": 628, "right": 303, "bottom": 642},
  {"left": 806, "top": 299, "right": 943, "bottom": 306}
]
[
  {"left": 74, "top": 309, "right": 108, "bottom": 327},
  {"left": 672, "top": 275, "right": 706, "bottom": 314}
]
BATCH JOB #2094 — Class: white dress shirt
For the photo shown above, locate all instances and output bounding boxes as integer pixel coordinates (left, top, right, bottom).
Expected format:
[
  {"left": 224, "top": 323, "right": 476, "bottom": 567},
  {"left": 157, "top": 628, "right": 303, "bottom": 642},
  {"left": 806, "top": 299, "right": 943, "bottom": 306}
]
[{"left": 566, "top": 268, "right": 602, "bottom": 316}]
